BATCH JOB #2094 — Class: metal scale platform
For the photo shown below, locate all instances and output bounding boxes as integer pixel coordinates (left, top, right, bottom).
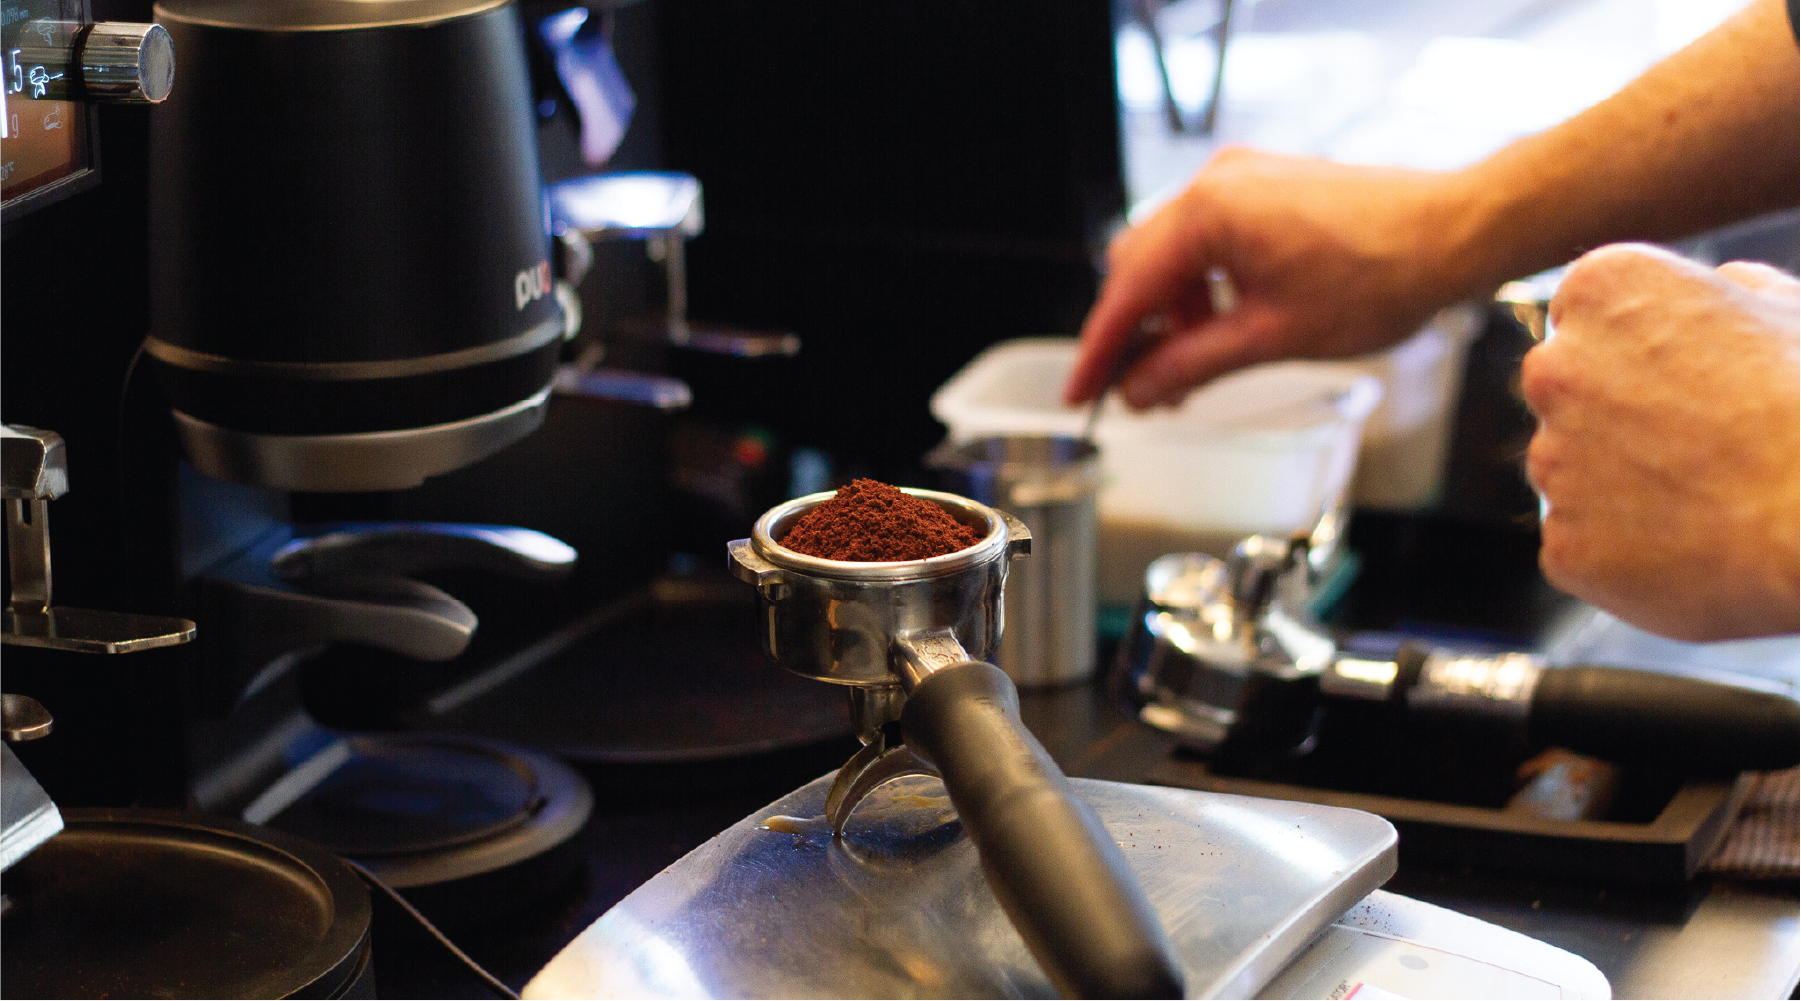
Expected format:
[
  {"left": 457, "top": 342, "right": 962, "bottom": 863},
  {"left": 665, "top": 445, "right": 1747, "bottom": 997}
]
[{"left": 524, "top": 774, "right": 1399, "bottom": 999}]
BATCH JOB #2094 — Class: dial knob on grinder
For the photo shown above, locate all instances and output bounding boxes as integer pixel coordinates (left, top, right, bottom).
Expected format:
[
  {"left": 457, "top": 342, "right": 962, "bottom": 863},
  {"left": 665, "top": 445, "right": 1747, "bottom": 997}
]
[
  {"left": 3, "top": 21, "right": 172, "bottom": 104},
  {"left": 83, "top": 23, "right": 173, "bottom": 103}
]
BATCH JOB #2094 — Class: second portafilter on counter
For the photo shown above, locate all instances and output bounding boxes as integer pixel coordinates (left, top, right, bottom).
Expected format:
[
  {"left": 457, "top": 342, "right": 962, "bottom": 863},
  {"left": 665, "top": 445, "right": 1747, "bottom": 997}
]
[
  {"left": 729, "top": 488, "right": 1183, "bottom": 1000},
  {"left": 1118, "top": 534, "right": 1801, "bottom": 774}
]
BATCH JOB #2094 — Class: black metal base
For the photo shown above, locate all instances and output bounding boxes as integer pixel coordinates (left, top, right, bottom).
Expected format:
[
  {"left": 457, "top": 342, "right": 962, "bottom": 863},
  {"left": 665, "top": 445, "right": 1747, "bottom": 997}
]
[
  {"left": 268, "top": 734, "right": 593, "bottom": 929},
  {"left": 1, "top": 809, "right": 373, "bottom": 999}
]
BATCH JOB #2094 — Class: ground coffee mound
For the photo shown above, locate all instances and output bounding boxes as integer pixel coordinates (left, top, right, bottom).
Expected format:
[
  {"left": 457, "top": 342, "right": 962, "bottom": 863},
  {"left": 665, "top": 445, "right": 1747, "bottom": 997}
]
[{"left": 780, "top": 479, "right": 983, "bottom": 561}]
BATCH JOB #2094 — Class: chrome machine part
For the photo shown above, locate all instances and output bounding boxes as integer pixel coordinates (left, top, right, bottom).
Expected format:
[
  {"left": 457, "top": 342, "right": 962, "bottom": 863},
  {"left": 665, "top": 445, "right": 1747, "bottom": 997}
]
[
  {"left": 194, "top": 527, "right": 482, "bottom": 712},
  {"left": 1126, "top": 540, "right": 1330, "bottom": 754},
  {"left": 825, "top": 742, "right": 939, "bottom": 835},
  {"left": 1318, "top": 648, "right": 1545, "bottom": 720},
  {"left": 271, "top": 522, "right": 576, "bottom": 583},
  {"left": 547, "top": 171, "right": 800, "bottom": 357},
  {"left": 170, "top": 387, "right": 552, "bottom": 492},
  {"left": 4, "top": 19, "right": 173, "bottom": 103},
  {"left": 1, "top": 694, "right": 54, "bottom": 743},
  {"left": 79, "top": 22, "right": 174, "bottom": 102},
  {"left": 0, "top": 743, "right": 63, "bottom": 872},
  {"left": 1, "top": 696, "right": 62, "bottom": 872},
  {"left": 552, "top": 363, "right": 692, "bottom": 410},
  {"left": 1, "top": 425, "right": 196, "bottom": 654},
  {"left": 1406, "top": 650, "right": 1544, "bottom": 723}
]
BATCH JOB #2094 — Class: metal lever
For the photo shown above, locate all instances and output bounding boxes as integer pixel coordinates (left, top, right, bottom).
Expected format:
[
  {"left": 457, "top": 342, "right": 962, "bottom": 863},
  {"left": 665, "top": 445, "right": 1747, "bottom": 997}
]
[
  {"left": 272, "top": 522, "right": 577, "bottom": 583},
  {"left": 553, "top": 362, "right": 693, "bottom": 410},
  {"left": 200, "top": 572, "right": 477, "bottom": 668},
  {"left": 546, "top": 171, "right": 801, "bottom": 358},
  {"left": 194, "top": 526, "right": 479, "bottom": 712},
  {"left": 2, "top": 426, "right": 196, "bottom": 654},
  {"left": 608, "top": 316, "right": 800, "bottom": 358}
]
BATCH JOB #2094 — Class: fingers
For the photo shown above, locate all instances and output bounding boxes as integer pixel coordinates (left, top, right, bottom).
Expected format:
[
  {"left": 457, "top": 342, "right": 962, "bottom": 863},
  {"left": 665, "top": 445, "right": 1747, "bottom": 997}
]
[
  {"left": 1067, "top": 231, "right": 1205, "bottom": 404},
  {"left": 1117, "top": 310, "right": 1273, "bottom": 408},
  {"left": 1717, "top": 260, "right": 1800, "bottom": 298},
  {"left": 1548, "top": 243, "right": 1704, "bottom": 330},
  {"left": 1517, "top": 341, "right": 1562, "bottom": 420},
  {"left": 1066, "top": 187, "right": 1228, "bottom": 405}
]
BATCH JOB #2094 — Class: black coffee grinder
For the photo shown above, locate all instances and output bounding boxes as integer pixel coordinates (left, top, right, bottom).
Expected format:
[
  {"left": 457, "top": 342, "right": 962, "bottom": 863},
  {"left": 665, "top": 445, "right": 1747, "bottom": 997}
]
[{"left": 144, "top": 0, "right": 597, "bottom": 923}]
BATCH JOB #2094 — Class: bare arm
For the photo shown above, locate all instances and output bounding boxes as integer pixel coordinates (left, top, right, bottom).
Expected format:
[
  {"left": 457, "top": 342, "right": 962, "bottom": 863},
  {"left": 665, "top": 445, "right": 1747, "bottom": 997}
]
[
  {"left": 1067, "top": 0, "right": 1800, "bottom": 408},
  {"left": 1455, "top": 0, "right": 1801, "bottom": 295}
]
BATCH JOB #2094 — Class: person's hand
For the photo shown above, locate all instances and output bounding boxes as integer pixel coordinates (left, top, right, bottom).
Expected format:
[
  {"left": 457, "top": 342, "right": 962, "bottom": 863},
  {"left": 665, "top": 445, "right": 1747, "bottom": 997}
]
[
  {"left": 1063, "top": 147, "right": 1484, "bottom": 409},
  {"left": 1523, "top": 244, "right": 1800, "bottom": 641}
]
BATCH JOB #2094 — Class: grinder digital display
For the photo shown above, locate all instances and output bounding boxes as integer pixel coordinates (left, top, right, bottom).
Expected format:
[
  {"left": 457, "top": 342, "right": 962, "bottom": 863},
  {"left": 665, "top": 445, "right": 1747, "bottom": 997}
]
[
  {"left": 1, "top": 0, "right": 95, "bottom": 214},
  {"left": 1, "top": 0, "right": 169, "bottom": 222}
]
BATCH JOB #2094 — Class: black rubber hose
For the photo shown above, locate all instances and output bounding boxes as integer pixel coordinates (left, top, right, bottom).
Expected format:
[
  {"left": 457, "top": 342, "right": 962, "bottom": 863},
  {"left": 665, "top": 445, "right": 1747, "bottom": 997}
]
[
  {"left": 901, "top": 661, "right": 1185, "bottom": 1000},
  {"left": 1531, "top": 666, "right": 1800, "bottom": 773}
]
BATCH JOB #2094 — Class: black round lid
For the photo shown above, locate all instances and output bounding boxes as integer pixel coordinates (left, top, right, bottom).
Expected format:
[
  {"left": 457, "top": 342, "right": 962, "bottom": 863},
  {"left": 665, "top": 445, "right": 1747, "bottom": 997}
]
[
  {"left": 1, "top": 809, "right": 371, "bottom": 1000},
  {"left": 155, "top": 0, "right": 508, "bottom": 31}
]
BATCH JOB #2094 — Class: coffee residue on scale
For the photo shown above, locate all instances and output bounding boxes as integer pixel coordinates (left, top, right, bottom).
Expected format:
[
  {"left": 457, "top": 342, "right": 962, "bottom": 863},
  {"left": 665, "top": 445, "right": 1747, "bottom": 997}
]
[
  {"left": 780, "top": 479, "right": 981, "bottom": 562},
  {"left": 759, "top": 787, "right": 956, "bottom": 837},
  {"left": 758, "top": 815, "right": 827, "bottom": 835}
]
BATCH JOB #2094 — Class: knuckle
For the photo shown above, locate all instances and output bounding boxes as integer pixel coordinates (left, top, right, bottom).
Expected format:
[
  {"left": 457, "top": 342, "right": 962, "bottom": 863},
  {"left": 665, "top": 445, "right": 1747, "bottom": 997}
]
[
  {"left": 1716, "top": 260, "right": 1799, "bottom": 295},
  {"left": 1536, "top": 529, "right": 1577, "bottom": 593},
  {"left": 1517, "top": 345, "right": 1563, "bottom": 413},
  {"left": 1534, "top": 519, "right": 1594, "bottom": 599},
  {"left": 1523, "top": 430, "right": 1559, "bottom": 490},
  {"left": 1209, "top": 143, "right": 1255, "bottom": 168},
  {"left": 1553, "top": 243, "right": 1666, "bottom": 321}
]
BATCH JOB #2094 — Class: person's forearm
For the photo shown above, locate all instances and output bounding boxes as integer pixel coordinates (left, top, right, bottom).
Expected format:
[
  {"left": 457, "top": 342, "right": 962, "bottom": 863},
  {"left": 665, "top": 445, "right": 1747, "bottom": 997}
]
[{"left": 1445, "top": 0, "right": 1799, "bottom": 293}]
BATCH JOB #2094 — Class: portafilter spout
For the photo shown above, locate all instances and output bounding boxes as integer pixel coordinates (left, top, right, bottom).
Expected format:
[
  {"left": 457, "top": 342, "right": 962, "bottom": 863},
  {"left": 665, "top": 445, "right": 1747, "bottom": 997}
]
[{"left": 728, "top": 489, "right": 1184, "bottom": 1000}]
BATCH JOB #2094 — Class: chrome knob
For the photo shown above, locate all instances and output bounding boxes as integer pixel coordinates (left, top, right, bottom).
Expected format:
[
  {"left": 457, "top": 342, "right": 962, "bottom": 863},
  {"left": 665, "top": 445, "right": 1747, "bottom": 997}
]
[{"left": 81, "top": 22, "right": 174, "bottom": 103}]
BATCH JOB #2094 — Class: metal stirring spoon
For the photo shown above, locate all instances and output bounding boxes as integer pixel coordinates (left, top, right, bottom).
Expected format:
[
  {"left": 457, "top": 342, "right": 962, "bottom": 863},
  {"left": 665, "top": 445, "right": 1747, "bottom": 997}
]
[{"left": 1081, "top": 267, "right": 1238, "bottom": 442}]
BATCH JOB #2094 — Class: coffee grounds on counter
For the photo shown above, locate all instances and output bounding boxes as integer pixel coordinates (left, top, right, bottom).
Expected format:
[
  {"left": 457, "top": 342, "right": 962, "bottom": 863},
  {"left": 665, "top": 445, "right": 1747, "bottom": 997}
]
[{"left": 780, "top": 479, "right": 983, "bottom": 562}]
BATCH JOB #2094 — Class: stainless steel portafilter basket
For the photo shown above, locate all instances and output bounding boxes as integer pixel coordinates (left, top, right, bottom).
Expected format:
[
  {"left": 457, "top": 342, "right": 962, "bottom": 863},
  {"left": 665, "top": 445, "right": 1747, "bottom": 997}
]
[
  {"left": 728, "top": 489, "right": 1027, "bottom": 687},
  {"left": 728, "top": 488, "right": 1184, "bottom": 1000}
]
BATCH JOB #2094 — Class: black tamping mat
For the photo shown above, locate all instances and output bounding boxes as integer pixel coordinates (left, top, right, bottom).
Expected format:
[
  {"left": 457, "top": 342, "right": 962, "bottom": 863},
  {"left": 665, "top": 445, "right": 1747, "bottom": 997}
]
[{"left": 1, "top": 809, "right": 372, "bottom": 999}]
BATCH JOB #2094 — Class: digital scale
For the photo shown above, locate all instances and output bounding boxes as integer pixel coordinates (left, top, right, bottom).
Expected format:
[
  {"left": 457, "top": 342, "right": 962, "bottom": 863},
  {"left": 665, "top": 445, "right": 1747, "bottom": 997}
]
[{"left": 522, "top": 773, "right": 1610, "bottom": 999}]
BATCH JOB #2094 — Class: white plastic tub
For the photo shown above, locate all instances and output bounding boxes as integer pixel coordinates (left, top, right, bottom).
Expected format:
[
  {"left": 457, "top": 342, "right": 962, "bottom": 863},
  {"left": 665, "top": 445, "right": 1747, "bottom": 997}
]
[{"left": 931, "top": 338, "right": 1383, "bottom": 603}]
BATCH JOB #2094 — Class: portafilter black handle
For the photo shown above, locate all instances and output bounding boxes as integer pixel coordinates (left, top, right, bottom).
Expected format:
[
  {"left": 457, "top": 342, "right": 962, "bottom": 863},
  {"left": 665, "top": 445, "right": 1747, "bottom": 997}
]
[
  {"left": 1530, "top": 666, "right": 1798, "bottom": 773},
  {"left": 1390, "top": 645, "right": 1799, "bottom": 773},
  {"left": 900, "top": 661, "right": 1185, "bottom": 1000}
]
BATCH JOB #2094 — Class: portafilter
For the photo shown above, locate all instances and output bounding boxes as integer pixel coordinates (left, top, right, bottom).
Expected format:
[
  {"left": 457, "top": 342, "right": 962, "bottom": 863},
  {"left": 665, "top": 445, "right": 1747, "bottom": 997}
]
[
  {"left": 729, "top": 489, "right": 1184, "bottom": 1000},
  {"left": 1119, "top": 536, "right": 1800, "bottom": 774}
]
